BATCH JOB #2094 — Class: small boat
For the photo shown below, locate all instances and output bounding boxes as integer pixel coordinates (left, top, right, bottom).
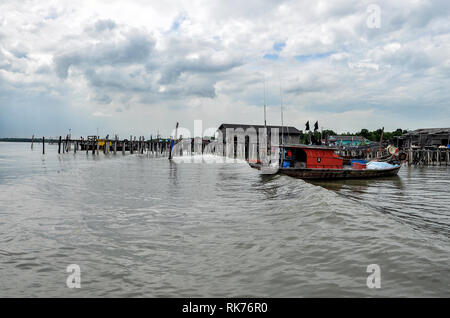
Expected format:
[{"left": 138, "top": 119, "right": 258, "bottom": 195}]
[{"left": 250, "top": 144, "right": 402, "bottom": 180}]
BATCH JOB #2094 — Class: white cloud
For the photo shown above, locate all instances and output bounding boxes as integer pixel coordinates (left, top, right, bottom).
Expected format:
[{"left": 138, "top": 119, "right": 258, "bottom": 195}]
[{"left": 0, "top": 0, "right": 449, "bottom": 137}]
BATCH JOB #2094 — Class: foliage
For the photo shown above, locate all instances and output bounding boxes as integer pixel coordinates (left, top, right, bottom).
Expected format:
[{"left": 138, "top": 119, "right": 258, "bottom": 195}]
[{"left": 328, "top": 128, "right": 406, "bottom": 142}]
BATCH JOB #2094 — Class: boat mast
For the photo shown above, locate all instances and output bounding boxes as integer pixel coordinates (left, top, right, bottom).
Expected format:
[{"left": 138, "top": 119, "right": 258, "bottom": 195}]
[
  {"left": 263, "top": 76, "right": 267, "bottom": 129},
  {"left": 264, "top": 76, "right": 268, "bottom": 160},
  {"left": 279, "top": 79, "right": 284, "bottom": 146},
  {"left": 279, "top": 77, "right": 285, "bottom": 167}
]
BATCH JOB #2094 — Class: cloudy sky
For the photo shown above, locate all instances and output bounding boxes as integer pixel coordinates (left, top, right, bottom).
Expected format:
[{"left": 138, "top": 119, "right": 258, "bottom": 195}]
[{"left": 0, "top": 0, "right": 449, "bottom": 138}]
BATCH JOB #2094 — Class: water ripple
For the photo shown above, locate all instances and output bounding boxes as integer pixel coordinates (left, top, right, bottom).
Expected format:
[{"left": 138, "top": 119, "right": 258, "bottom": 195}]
[{"left": 0, "top": 142, "right": 449, "bottom": 297}]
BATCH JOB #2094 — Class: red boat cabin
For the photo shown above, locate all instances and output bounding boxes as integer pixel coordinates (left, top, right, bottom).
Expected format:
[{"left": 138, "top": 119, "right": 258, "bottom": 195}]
[{"left": 282, "top": 145, "right": 343, "bottom": 169}]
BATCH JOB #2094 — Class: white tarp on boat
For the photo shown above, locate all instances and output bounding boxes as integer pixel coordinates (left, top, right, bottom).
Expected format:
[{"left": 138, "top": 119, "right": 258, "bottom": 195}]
[{"left": 366, "top": 161, "right": 399, "bottom": 170}]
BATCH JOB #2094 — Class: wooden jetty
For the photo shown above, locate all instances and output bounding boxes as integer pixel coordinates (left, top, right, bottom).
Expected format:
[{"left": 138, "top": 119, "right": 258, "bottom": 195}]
[
  {"left": 334, "top": 146, "right": 450, "bottom": 166},
  {"left": 29, "top": 132, "right": 449, "bottom": 166},
  {"left": 38, "top": 135, "right": 175, "bottom": 157},
  {"left": 405, "top": 147, "right": 450, "bottom": 166}
]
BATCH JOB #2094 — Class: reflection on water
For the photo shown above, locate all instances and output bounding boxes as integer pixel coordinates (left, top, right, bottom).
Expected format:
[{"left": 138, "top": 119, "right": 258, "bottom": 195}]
[{"left": 0, "top": 143, "right": 449, "bottom": 297}]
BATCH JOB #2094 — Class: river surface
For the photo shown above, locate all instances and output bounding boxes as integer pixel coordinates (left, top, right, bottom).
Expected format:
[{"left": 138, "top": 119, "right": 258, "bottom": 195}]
[{"left": 0, "top": 142, "right": 449, "bottom": 297}]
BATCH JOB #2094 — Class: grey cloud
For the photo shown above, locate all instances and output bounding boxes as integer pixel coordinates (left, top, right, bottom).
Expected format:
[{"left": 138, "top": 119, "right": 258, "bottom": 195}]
[
  {"left": 0, "top": 51, "right": 10, "bottom": 70},
  {"left": 84, "top": 67, "right": 152, "bottom": 92},
  {"left": 35, "top": 64, "right": 52, "bottom": 74},
  {"left": 158, "top": 54, "right": 242, "bottom": 85},
  {"left": 285, "top": 75, "right": 337, "bottom": 95},
  {"left": 391, "top": 0, "right": 450, "bottom": 29},
  {"left": 52, "top": 20, "right": 242, "bottom": 102},
  {"left": 175, "top": 75, "right": 217, "bottom": 98},
  {"left": 93, "top": 94, "right": 112, "bottom": 104},
  {"left": 95, "top": 19, "right": 117, "bottom": 32},
  {"left": 54, "top": 31, "right": 156, "bottom": 78},
  {"left": 10, "top": 48, "right": 28, "bottom": 59},
  {"left": 369, "top": 44, "right": 435, "bottom": 72},
  {"left": 159, "top": 84, "right": 216, "bottom": 99}
]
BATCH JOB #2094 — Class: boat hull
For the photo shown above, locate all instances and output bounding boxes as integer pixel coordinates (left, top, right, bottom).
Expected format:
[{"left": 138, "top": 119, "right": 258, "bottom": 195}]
[
  {"left": 280, "top": 166, "right": 401, "bottom": 179},
  {"left": 250, "top": 163, "right": 401, "bottom": 179}
]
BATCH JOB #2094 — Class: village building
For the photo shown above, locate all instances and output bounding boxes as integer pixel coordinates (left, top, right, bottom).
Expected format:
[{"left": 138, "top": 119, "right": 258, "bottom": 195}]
[
  {"left": 393, "top": 128, "right": 450, "bottom": 149},
  {"left": 217, "top": 123, "right": 302, "bottom": 160},
  {"left": 327, "top": 135, "right": 370, "bottom": 147}
]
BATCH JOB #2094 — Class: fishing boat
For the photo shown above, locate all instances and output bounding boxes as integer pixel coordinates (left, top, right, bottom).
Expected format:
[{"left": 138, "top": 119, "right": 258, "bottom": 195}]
[{"left": 250, "top": 144, "right": 402, "bottom": 179}]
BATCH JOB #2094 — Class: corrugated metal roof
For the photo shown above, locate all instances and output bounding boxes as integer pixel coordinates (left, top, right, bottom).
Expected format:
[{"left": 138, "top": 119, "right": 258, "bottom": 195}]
[{"left": 404, "top": 128, "right": 450, "bottom": 135}]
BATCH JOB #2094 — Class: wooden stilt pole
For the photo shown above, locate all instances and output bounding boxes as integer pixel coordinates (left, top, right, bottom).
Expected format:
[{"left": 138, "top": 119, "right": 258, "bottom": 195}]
[
  {"left": 42, "top": 137, "right": 45, "bottom": 154},
  {"left": 130, "top": 135, "right": 133, "bottom": 154},
  {"left": 138, "top": 136, "right": 141, "bottom": 154}
]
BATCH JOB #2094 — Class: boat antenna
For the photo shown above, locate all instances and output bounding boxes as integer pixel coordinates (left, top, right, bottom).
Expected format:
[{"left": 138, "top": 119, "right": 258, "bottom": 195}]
[
  {"left": 263, "top": 75, "right": 267, "bottom": 128},
  {"left": 279, "top": 77, "right": 284, "bottom": 146},
  {"left": 263, "top": 75, "right": 269, "bottom": 163}
]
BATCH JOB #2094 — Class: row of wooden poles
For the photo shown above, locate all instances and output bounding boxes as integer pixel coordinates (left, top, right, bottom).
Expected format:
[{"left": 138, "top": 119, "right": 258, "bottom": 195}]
[
  {"left": 33, "top": 136, "right": 172, "bottom": 156},
  {"left": 33, "top": 135, "right": 212, "bottom": 158},
  {"left": 31, "top": 136, "right": 450, "bottom": 166},
  {"left": 406, "top": 148, "right": 450, "bottom": 166},
  {"left": 336, "top": 147, "right": 450, "bottom": 166}
]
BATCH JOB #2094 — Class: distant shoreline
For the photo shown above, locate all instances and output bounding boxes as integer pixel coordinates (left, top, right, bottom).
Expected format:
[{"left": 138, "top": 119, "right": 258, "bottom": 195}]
[{"left": 0, "top": 138, "right": 58, "bottom": 143}]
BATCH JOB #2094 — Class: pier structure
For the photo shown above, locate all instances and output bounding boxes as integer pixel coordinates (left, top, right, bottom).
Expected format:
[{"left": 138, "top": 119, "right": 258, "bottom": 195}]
[
  {"left": 46, "top": 135, "right": 174, "bottom": 157},
  {"left": 404, "top": 147, "right": 450, "bottom": 166},
  {"left": 28, "top": 130, "right": 450, "bottom": 166},
  {"left": 334, "top": 146, "right": 450, "bottom": 166},
  {"left": 34, "top": 134, "right": 215, "bottom": 158}
]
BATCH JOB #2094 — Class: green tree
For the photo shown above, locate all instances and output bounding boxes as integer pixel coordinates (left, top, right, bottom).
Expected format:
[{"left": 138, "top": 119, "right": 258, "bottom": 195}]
[
  {"left": 358, "top": 129, "right": 370, "bottom": 139},
  {"left": 322, "top": 129, "right": 337, "bottom": 138}
]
